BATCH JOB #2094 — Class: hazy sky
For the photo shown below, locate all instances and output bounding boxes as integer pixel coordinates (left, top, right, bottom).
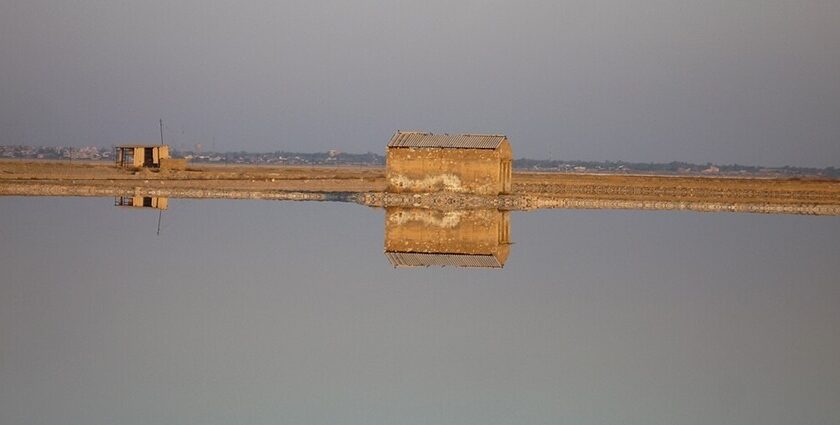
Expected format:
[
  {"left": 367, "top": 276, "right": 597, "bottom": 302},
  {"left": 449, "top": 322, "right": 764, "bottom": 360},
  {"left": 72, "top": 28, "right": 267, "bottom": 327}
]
[{"left": 1, "top": 1, "right": 839, "bottom": 166}]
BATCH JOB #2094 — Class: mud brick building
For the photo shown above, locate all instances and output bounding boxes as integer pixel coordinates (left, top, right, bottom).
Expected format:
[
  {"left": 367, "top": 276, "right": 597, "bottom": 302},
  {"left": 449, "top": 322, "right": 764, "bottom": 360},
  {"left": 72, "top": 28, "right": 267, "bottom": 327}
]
[
  {"left": 115, "top": 144, "right": 170, "bottom": 168},
  {"left": 384, "top": 208, "right": 511, "bottom": 268},
  {"left": 385, "top": 132, "right": 513, "bottom": 195}
]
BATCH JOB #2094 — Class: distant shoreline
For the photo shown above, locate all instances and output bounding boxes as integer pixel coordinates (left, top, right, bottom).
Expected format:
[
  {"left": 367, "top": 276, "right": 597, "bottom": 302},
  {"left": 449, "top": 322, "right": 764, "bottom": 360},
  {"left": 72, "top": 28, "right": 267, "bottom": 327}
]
[{"left": 1, "top": 145, "right": 837, "bottom": 179}]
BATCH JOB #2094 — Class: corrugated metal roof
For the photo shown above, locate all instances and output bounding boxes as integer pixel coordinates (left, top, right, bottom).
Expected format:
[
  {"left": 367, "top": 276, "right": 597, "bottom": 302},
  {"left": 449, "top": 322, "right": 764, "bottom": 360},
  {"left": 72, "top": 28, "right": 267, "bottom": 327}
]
[
  {"left": 115, "top": 144, "right": 167, "bottom": 148},
  {"left": 387, "top": 131, "right": 506, "bottom": 150},
  {"left": 385, "top": 251, "right": 504, "bottom": 268}
]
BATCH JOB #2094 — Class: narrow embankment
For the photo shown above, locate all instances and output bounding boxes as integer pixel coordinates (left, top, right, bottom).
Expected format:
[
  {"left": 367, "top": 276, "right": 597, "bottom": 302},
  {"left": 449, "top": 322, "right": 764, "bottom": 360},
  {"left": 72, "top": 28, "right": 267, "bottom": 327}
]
[{"left": 2, "top": 161, "right": 839, "bottom": 215}]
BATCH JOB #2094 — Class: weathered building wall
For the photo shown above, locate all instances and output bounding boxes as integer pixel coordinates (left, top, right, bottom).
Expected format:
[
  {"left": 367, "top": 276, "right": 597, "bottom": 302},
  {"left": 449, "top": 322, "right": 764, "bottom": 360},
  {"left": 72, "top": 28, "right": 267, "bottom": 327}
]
[
  {"left": 153, "top": 197, "right": 168, "bottom": 209},
  {"left": 133, "top": 147, "right": 145, "bottom": 167},
  {"left": 119, "top": 146, "right": 170, "bottom": 167},
  {"left": 386, "top": 141, "right": 512, "bottom": 195},
  {"left": 159, "top": 157, "right": 187, "bottom": 170},
  {"left": 384, "top": 208, "right": 510, "bottom": 263},
  {"left": 116, "top": 196, "right": 169, "bottom": 209},
  {"left": 498, "top": 140, "right": 513, "bottom": 193},
  {"left": 155, "top": 146, "right": 170, "bottom": 163}
]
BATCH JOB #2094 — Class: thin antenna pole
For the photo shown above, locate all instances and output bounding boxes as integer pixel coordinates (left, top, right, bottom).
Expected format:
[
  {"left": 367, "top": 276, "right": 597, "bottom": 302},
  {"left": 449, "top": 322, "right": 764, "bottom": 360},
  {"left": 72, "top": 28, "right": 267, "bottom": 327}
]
[
  {"left": 157, "top": 210, "right": 162, "bottom": 236},
  {"left": 159, "top": 119, "right": 164, "bottom": 145}
]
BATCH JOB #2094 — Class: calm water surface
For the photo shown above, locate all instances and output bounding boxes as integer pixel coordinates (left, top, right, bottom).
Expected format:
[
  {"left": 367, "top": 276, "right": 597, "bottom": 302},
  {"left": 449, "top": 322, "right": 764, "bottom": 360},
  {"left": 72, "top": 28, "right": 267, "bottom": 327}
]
[{"left": 1, "top": 197, "right": 839, "bottom": 424}]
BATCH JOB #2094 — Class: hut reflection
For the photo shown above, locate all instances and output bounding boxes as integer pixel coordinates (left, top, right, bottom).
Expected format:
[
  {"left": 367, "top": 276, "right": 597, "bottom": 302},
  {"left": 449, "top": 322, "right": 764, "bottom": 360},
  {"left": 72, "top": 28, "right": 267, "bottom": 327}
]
[
  {"left": 114, "top": 196, "right": 168, "bottom": 210},
  {"left": 384, "top": 208, "right": 511, "bottom": 268}
]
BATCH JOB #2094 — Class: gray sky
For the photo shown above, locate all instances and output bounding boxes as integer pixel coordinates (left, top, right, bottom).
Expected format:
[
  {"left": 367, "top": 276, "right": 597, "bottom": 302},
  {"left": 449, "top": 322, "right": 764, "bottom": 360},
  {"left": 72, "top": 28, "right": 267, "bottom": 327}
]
[{"left": 1, "top": 0, "right": 839, "bottom": 166}]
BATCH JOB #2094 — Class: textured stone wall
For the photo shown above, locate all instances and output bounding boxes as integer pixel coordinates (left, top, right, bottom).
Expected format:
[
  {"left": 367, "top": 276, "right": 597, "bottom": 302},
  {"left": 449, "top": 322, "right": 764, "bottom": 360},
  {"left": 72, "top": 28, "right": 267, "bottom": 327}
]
[
  {"left": 133, "top": 147, "right": 145, "bottom": 167},
  {"left": 157, "top": 146, "right": 170, "bottom": 163},
  {"left": 384, "top": 207, "right": 510, "bottom": 262},
  {"left": 160, "top": 158, "right": 187, "bottom": 170},
  {"left": 129, "top": 146, "right": 169, "bottom": 167},
  {"left": 128, "top": 196, "right": 168, "bottom": 209},
  {"left": 386, "top": 143, "right": 512, "bottom": 195}
]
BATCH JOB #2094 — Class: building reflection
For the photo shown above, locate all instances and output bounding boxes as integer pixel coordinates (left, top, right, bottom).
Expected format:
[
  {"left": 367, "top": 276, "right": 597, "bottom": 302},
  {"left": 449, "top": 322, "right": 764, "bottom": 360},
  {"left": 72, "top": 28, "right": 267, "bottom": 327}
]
[
  {"left": 114, "top": 196, "right": 168, "bottom": 210},
  {"left": 384, "top": 208, "right": 511, "bottom": 268}
]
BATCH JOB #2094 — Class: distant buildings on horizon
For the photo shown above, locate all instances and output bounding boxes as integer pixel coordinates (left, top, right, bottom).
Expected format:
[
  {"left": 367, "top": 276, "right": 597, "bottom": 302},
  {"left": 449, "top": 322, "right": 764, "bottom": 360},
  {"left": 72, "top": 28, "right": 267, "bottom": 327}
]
[{"left": 1, "top": 144, "right": 836, "bottom": 178}]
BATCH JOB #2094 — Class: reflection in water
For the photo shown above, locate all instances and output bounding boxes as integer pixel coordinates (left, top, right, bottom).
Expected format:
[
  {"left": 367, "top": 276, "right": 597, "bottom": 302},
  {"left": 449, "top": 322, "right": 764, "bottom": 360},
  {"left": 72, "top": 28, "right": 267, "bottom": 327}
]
[
  {"left": 109, "top": 199, "right": 513, "bottom": 265},
  {"left": 384, "top": 208, "right": 511, "bottom": 268},
  {"left": 115, "top": 196, "right": 169, "bottom": 235},
  {"left": 114, "top": 196, "right": 168, "bottom": 210},
  {"left": 2, "top": 198, "right": 840, "bottom": 424}
]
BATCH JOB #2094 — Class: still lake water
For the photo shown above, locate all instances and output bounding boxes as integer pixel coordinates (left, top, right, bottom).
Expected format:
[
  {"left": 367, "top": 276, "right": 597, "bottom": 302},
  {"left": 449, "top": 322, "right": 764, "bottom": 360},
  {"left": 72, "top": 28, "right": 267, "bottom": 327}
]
[{"left": 1, "top": 197, "right": 839, "bottom": 424}]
